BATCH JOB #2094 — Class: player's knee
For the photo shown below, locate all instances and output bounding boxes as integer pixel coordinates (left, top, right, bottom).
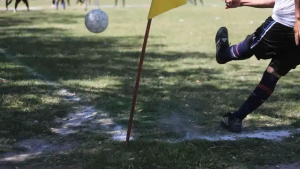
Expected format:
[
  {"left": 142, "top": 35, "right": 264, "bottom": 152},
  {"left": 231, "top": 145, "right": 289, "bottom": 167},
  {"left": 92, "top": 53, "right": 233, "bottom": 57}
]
[{"left": 266, "top": 66, "right": 281, "bottom": 79}]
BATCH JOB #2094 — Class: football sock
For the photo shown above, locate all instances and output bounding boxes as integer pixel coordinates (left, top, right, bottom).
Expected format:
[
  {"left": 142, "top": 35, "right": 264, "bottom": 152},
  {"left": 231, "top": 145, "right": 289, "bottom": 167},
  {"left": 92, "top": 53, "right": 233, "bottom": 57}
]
[
  {"left": 62, "top": 2, "right": 65, "bottom": 9},
  {"left": 222, "top": 40, "right": 254, "bottom": 62},
  {"left": 232, "top": 71, "right": 279, "bottom": 120}
]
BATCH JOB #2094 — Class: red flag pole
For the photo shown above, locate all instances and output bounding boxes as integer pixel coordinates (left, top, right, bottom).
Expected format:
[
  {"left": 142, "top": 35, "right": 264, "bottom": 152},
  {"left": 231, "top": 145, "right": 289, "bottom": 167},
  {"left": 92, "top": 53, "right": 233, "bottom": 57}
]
[{"left": 126, "top": 19, "right": 152, "bottom": 145}]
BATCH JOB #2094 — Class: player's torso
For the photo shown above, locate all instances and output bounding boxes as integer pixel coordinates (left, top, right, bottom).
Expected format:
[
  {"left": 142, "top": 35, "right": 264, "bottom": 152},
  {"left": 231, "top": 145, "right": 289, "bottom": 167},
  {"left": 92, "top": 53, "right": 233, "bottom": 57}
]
[{"left": 272, "top": 0, "right": 295, "bottom": 28}]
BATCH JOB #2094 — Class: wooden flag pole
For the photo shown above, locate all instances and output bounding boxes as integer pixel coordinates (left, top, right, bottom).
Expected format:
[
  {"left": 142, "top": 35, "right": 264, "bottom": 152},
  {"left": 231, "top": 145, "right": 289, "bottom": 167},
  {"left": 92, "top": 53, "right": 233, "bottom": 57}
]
[{"left": 126, "top": 19, "right": 152, "bottom": 145}]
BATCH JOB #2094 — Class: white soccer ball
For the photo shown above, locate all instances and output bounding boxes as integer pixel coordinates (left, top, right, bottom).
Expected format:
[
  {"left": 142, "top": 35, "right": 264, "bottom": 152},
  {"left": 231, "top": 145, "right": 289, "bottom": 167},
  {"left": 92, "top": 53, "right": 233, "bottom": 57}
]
[{"left": 85, "top": 9, "right": 109, "bottom": 33}]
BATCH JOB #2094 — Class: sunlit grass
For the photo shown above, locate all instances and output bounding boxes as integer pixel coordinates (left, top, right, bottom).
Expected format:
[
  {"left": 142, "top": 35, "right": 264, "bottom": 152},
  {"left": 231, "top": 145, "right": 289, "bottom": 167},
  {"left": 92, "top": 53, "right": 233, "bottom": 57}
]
[{"left": 1, "top": 2, "right": 300, "bottom": 168}]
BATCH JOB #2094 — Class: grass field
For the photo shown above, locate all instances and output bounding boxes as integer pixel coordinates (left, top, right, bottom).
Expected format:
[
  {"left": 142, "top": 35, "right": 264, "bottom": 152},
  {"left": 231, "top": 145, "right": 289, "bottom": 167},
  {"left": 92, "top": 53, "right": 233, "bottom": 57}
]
[
  {"left": 0, "top": 0, "right": 152, "bottom": 9},
  {"left": 1, "top": 0, "right": 300, "bottom": 168}
]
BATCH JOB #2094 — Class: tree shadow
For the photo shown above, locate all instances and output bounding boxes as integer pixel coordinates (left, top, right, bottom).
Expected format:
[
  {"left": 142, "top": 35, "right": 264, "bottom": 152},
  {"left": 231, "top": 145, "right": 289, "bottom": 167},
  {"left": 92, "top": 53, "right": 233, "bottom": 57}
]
[
  {"left": 0, "top": 11, "right": 84, "bottom": 27},
  {"left": 1, "top": 16, "right": 300, "bottom": 140},
  {"left": 1, "top": 7, "right": 300, "bottom": 169},
  {"left": 0, "top": 58, "right": 80, "bottom": 157}
]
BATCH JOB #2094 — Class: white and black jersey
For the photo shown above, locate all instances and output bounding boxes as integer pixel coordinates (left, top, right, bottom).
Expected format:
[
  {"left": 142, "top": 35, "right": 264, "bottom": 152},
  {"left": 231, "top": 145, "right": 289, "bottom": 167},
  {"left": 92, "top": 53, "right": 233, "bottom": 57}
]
[{"left": 272, "top": 0, "right": 296, "bottom": 28}]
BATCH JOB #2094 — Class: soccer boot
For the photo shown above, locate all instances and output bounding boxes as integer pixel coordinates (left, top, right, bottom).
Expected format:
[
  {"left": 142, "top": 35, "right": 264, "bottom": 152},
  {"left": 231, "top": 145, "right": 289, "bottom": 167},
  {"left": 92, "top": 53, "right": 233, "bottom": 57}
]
[
  {"left": 215, "top": 27, "right": 230, "bottom": 64},
  {"left": 221, "top": 112, "right": 242, "bottom": 133}
]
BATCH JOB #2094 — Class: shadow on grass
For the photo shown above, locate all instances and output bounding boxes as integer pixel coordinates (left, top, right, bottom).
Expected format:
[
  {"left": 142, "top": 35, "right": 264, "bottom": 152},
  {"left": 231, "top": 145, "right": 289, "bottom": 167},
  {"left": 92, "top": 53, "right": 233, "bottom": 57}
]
[
  {"left": 1, "top": 11, "right": 300, "bottom": 137},
  {"left": 1, "top": 10, "right": 300, "bottom": 168},
  {"left": 0, "top": 56, "right": 79, "bottom": 155},
  {"left": 0, "top": 11, "right": 83, "bottom": 28}
]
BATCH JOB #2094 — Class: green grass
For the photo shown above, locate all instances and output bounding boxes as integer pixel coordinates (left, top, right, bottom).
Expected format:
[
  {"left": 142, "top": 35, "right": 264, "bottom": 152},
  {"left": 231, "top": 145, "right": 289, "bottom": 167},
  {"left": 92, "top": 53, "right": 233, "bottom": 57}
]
[
  {"left": 1, "top": 1, "right": 300, "bottom": 168},
  {"left": 0, "top": 0, "right": 153, "bottom": 9}
]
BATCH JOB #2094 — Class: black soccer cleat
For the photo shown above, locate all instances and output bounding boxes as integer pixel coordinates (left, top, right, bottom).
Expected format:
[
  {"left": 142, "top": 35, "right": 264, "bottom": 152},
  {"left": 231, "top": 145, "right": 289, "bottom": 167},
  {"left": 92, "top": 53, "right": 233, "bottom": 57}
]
[
  {"left": 221, "top": 112, "right": 242, "bottom": 133},
  {"left": 215, "top": 27, "right": 230, "bottom": 64}
]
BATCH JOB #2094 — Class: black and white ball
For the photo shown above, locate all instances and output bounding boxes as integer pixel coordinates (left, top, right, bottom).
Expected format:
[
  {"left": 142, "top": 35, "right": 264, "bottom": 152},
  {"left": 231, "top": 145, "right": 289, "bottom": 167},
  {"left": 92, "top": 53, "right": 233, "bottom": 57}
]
[{"left": 85, "top": 9, "right": 109, "bottom": 33}]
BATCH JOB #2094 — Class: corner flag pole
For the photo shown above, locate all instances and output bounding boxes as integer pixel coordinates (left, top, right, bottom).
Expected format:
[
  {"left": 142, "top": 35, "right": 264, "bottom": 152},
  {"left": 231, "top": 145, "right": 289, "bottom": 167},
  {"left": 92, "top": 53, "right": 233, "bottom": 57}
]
[{"left": 126, "top": 19, "right": 152, "bottom": 145}]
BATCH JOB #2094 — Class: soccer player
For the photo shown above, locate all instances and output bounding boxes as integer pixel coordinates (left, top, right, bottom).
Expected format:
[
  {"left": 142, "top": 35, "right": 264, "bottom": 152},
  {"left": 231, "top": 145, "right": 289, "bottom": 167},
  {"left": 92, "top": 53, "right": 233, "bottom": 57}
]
[
  {"left": 115, "top": 0, "right": 125, "bottom": 7},
  {"left": 6, "top": 0, "right": 30, "bottom": 12},
  {"left": 55, "top": 0, "right": 66, "bottom": 10},
  {"left": 216, "top": 0, "right": 300, "bottom": 133}
]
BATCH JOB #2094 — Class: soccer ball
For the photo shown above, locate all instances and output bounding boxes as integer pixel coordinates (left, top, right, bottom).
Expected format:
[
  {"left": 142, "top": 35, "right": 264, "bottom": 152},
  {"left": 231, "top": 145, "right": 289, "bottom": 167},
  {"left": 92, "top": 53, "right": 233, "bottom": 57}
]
[{"left": 85, "top": 9, "right": 109, "bottom": 33}]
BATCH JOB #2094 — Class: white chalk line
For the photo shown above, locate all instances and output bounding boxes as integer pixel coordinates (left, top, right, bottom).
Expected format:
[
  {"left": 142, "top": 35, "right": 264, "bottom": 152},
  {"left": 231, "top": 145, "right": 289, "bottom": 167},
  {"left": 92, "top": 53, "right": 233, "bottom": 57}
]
[
  {"left": 155, "top": 129, "right": 300, "bottom": 143},
  {"left": 0, "top": 48, "right": 129, "bottom": 140},
  {"left": 0, "top": 48, "right": 130, "bottom": 162},
  {"left": 157, "top": 113, "right": 300, "bottom": 143}
]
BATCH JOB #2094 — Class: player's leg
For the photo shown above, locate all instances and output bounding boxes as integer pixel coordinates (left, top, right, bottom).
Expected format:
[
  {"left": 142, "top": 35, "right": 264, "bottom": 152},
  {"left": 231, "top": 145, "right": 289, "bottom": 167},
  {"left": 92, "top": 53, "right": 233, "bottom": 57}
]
[
  {"left": 6, "top": 0, "right": 13, "bottom": 11},
  {"left": 51, "top": 0, "right": 55, "bottom": 7},
  {"left": 67, "top": 0, "right": 70, "bottom": 6},
  {"left": 55, "top": 0, "right": 59, "bottom": 9},
  {"left": 122, "top": 0, "right": 125, "bottom": 7},
  {"left": 215, "top": 27, "right": 254, "bottom": 64},
  {"left": 14, "top": 0, "right": 21, "bottom": 12},
  {"left": 220, "top": 16, "right": 299, "bottom": 133},
  {"left": 115, "top": 0, "right": 117, "bottom": 6},
  {"left": 22, "top": 0, "right": 29, "bottom": 11},
  {"left": 215, "top": 17, "right": 278, "bottom": 64},
  {"left": 221, "top": 51, "right": 300, "bottom": 133},
  {"left": 194, "top": 0, "right": 197, "bottom": 5},
  {"left": 221, "top": 63, "right": 281, "bottom": 133},
  {"left": 61, "top": 0, "right": 65, "bottom": 9},
  {"left": 199, "top": 0, "right": 204, "bottom": 6}
]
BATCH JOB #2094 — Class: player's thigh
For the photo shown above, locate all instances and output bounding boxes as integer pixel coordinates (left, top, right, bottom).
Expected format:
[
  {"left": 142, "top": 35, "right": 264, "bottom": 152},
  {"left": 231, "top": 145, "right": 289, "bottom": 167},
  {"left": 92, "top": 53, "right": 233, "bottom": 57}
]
[{"left": 268, "top": 50, "right": 300, "bottom": 76}]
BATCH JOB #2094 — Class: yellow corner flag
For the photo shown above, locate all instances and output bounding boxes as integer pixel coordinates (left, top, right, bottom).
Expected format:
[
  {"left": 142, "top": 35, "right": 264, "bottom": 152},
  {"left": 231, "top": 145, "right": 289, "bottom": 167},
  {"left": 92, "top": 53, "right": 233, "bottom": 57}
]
[{"left": 148, "top": 0, "right": 186, "bottom": 19}]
